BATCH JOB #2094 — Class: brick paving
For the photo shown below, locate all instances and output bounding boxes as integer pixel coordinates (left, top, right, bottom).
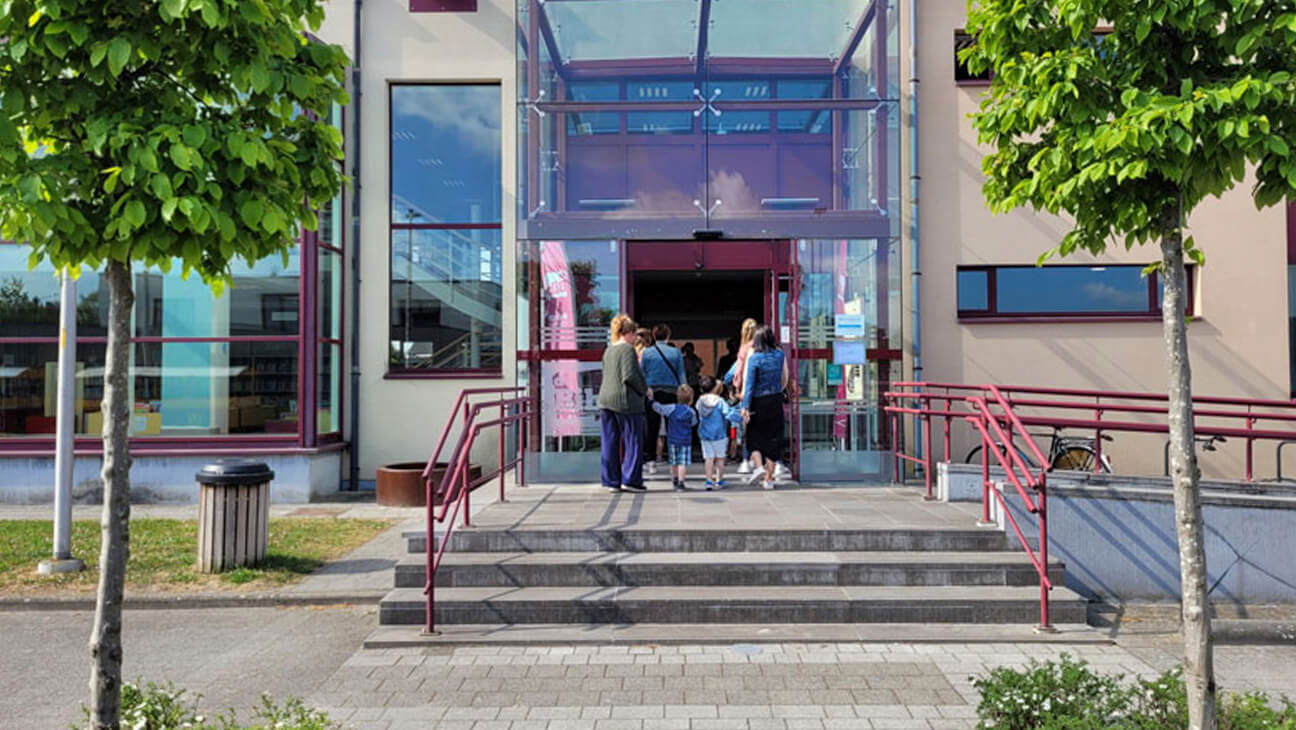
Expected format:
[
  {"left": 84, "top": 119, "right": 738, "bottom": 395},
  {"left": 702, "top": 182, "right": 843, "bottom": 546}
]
[{"left": 308, "top": 641, "right": 1167, "bottom": 730}]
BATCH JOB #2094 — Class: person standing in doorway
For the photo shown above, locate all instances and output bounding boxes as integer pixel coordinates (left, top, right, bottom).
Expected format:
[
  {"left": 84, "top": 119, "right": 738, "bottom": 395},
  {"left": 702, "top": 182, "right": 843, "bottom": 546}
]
[
  {"left": 716, "top": 337, "right": 739, "bottom": 385},
  {"left": 681, "top": 342, "right": 703, "bottom": 390},
  {"left": 640, "top": 323, "right": 685, "bottom": 474},
  {"left": 634, "top": 327, "right": 653, "bottom": 361},
  {"left": 731, "top": 318, "right": 758, "bottom": 473},
  {"left": 596, "top": 314, "right": 648, "bottom": 492},
  {"left": 740, "top": 325, "right": 789, "bottom": 490}
]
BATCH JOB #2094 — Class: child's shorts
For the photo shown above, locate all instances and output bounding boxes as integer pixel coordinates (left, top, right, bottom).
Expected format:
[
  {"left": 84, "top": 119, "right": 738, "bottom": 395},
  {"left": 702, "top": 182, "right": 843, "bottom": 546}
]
[
  {"left": 667, "top": 443, "right": 691, "bottom": 466},
  {"left": 701, "top": 439, "right": 727, "bottom": 460}
]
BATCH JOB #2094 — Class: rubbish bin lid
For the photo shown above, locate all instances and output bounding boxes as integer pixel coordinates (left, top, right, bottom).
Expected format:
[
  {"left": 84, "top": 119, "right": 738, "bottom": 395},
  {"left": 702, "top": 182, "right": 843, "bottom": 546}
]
[{"left": 196, "top": 459, "right": 275, "bottom": 485}]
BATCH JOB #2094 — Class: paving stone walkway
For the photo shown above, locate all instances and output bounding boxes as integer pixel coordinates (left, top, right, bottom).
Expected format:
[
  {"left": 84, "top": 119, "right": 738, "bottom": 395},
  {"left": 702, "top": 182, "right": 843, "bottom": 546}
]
[{"left": 309, "top": 641, "right": 1164, "bottom": 730}]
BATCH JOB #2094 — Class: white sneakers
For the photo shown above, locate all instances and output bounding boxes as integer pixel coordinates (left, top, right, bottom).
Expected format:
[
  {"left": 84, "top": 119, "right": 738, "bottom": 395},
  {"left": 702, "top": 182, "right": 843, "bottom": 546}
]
[
  {"left": 645, "top": 461, "right": 657, "bottom": 476},
  {"left": 763, "top": 480, "right": 775, "bottom": 490},
  {"left": 737, "top": 460, "right": 753, "bottom": 474},
  {"left": 773, "top": 462, "right": 791, "bottom": 480}
]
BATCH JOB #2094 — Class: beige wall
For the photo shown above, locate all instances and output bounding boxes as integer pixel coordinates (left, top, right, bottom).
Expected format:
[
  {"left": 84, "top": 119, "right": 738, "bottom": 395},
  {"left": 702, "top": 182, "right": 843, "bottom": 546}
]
[
  {"left": 914, "top": 3, "right": 1290, "bottom": 477},
  {"left": 319, "top": 0, "right": 519, "bottom": 480}
]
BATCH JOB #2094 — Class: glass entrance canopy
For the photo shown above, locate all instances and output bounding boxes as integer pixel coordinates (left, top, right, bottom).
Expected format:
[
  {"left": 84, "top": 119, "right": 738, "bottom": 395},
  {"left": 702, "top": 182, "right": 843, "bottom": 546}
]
[{"left": 517, "top": 0, "right": 900, "bottom": 240}]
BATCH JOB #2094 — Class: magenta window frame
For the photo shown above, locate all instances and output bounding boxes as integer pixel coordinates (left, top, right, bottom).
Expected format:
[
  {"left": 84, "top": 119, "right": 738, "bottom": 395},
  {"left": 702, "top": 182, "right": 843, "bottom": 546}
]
[
  {"left": 410, "top": 0, "right": 477, "bottom": 12},
  {"left": 956, "top": 263, "right": 1196, "bottom": 322}
]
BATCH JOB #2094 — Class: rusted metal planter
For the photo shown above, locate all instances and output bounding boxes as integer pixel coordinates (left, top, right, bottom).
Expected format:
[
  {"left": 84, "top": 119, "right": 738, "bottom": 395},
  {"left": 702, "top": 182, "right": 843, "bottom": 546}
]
[{"left": 375, "top": 462, "right": 482, "bottom": 507}]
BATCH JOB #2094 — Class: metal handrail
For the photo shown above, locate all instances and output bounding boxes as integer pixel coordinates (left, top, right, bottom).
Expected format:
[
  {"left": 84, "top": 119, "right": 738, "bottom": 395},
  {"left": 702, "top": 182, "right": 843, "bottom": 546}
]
[
  {"left": 884, "top": 387, "right": 1054, "bottom": 629},
  {"left": 422, "top": 390, "right": 532, "bottom": 634}
]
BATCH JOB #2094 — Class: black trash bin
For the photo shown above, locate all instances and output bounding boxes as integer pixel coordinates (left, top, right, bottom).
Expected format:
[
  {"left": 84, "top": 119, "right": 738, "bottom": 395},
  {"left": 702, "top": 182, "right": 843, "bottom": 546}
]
[{"left": 195, "top": 460, "right": 275, "bottom": 573}]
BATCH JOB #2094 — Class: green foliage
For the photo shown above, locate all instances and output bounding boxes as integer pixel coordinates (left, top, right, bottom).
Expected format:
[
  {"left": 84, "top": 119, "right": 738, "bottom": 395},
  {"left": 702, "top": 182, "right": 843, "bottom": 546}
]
[
  {"left": 961, "top": 0, "right": 1296, "bottom": 260},
  {"left": 76, "top": 679, "right": 338, "bottom": 729},
  {"left": 973, "top": 655, "right": 1296, "bottom": 729},
  {"left": 0, "top": 0, "right": 349, "bottom": 287}
]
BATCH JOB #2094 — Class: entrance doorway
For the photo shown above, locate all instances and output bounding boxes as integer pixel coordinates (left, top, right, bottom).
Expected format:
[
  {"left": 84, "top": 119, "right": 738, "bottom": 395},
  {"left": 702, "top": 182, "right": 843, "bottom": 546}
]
[
  {"left": 632, "top": 270, "right": 763, "bottom": 381},
  {"left": 520, "top": 237, "right": 898, "bottom": 484}
]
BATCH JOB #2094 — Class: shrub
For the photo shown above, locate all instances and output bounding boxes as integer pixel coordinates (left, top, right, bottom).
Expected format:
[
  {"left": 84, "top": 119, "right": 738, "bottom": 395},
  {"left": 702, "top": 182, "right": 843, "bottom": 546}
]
[
  {"left": 973, "top": 654, "right": 1296, "bottom": 730},
  {"left": 76, "top": 679, "right": 337, "bottom": 730}
]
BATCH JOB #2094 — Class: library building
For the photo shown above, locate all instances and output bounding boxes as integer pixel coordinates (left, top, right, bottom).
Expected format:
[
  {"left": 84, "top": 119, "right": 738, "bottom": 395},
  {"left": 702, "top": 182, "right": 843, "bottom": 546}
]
[{"left": 0, "top": 0, "right": 1291, "bottom": 502}]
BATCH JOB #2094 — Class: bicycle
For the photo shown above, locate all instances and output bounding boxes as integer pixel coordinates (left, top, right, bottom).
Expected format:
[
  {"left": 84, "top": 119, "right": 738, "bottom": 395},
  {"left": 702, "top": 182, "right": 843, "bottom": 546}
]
[{"left": 964, "top": 424, "right": 1114, "bottom": 473}]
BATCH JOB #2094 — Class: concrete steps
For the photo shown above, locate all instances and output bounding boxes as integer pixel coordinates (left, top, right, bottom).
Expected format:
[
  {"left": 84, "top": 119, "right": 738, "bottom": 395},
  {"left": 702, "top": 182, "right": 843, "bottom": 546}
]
[
  {"left": 380, "top": 585, "right": 1088, "bottom": 625},
  {"left": 403, "top": 528, "right": 1011, "bottom": 554},
  {"left": 395, "top": 551, "right": 1065, "bottom": 588},
  {"left": 380, "top": 521, "right": 1085, "bottom": 628}
]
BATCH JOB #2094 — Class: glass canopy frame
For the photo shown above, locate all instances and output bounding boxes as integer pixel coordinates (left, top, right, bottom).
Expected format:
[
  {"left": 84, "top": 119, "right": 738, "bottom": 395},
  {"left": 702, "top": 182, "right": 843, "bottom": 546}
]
[{"left": 517, "top": 0, "right": 901, "bottom": 240}]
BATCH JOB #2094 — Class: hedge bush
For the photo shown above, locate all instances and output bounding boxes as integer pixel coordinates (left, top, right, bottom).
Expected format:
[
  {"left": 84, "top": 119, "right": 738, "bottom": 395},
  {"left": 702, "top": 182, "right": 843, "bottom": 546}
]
[
  {"left": 973, "top": 654, "right": 1296, "bottom": 729},
  {"left": 76, "top": 680, "right": 336, "bottom": 730}
]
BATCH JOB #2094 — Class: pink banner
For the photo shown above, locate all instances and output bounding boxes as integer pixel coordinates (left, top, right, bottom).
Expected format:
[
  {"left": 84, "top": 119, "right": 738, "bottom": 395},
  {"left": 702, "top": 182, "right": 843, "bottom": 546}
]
[
  {"left": 541, "top": 241, "right": 582, "bottom": 437},
  {"left": 833, "top": 239, "right": 849, "bottom": 442}
]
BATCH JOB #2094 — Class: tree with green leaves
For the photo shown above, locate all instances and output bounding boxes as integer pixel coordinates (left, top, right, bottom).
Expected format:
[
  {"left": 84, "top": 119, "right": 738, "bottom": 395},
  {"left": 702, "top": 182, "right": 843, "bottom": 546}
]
[
  {"left": 962, "top": 1, "right": 1296, "bottom": 727},
  {"left": 0, "top": 1, "right": 347, "bottom": 726}
]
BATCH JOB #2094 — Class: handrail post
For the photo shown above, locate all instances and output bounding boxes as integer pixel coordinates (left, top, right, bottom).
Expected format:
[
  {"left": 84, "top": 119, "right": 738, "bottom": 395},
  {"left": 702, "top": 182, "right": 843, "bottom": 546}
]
[
  {"left": 1246, "top": 411, "right": 1254, "bottom": 482},
  {"left": 891, "top": 411, "right": 900, "bottom": 483},
  {"left": 980, "top": 426, "right": 991, "bottom": 525},
  {"left": 923, "top": 414, "right": 934, "bottom": 500},
  {"left": 1093, "top": 404, "right": 1104, "bottom": 473},
  {"left": 461, "top": 455, "right": 471, "bottom": 528},
  {"left": 942, "top": 413, "right": 951, "bottom": 465},
  {"left": 499, "top": 396, "right": 507, "bottom": 502},
  {"left": 520, "top": 409, "right": 528, "bottom": 487},
  {"left": 1036, "top": 473, "right": 1054, "bottom": 632}
]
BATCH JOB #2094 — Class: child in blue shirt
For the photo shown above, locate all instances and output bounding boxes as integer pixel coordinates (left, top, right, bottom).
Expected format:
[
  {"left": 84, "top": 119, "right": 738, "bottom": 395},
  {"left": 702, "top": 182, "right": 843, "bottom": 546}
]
[
  {"left": 695, "top": 375, "right": 742, "bottom": 490},
  {"left": 650, "top": 384, "right": 698, "bottom": 491}
]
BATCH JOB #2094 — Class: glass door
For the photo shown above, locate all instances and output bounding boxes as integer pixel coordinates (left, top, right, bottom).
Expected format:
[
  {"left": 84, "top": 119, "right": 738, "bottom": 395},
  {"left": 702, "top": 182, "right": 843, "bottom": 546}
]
[{"left": 519, "top": 240, "right": 622, "bottom": 480}]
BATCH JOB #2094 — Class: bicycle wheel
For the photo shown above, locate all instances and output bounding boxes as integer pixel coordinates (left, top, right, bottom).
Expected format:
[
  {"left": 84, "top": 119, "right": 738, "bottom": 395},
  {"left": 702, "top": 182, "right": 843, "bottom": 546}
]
[
  {"left": 1052, "top": 445, "right": 1102, "bottom": 472},
  {"left": 964, "top": 446, "right": 985, "bottom": 464},
  {"left": 967, "top": 444, "right": 1039, "bottom": 470}
]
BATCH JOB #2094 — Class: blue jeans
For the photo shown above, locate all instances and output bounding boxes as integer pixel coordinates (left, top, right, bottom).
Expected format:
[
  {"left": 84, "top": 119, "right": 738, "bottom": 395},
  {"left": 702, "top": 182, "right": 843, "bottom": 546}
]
[{"left": 600, "top": 409, "right": 644, "bottom": 488}]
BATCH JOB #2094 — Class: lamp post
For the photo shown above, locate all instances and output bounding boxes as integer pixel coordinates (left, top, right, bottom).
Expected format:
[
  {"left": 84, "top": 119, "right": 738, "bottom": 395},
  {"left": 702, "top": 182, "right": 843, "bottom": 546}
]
[{"left": 39, "top": 270, "right": 86, "bottom": 575}]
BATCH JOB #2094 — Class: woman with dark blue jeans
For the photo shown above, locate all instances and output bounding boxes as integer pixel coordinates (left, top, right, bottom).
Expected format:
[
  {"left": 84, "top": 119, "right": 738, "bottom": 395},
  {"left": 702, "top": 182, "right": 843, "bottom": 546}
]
[{"left": 739, "top": 325, "right": 789, "bottom": 490}]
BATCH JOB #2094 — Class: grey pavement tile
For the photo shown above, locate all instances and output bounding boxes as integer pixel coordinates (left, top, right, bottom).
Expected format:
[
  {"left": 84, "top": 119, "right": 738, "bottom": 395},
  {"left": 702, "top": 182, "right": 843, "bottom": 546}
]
[{"left": 821, "top": 720, "right": 871, "bottom": 730}]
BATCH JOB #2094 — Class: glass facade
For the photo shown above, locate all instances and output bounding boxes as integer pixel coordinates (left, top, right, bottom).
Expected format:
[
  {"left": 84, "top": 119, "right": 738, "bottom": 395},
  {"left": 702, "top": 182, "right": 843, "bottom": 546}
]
[
  {"left": 0, "top": 104, "right": 346, "bottom": 446},
  {"left": 389, "top": 84, "right": 504, "bottom": 374},
  {"left": 516, "top": 0, "right": 903, "bottom": 480},
  {"left": 517, "top": 0, "right": 901, "bottom": 240}
]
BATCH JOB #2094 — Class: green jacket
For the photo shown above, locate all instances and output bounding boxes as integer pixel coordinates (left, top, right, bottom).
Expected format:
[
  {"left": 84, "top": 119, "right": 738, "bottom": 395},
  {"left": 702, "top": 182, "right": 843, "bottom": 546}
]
[{"left": 597, "top": 341, "right": 647, "bottom": 414}]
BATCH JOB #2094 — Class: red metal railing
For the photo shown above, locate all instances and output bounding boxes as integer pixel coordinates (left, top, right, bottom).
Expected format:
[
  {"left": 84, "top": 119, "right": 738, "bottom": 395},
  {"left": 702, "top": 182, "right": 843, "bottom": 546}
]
[
  {"left": 891, "top": 382, "right": 1296, "bottom": 482},
  {"left": 884, "top": 381, "right": 1296, "bottom": 630},
  {"left": 885, "top": 383, "right": 1055, "bottom": 629},
  {"left": 422, "top": 387, "right": 532, "bottom": 634}
]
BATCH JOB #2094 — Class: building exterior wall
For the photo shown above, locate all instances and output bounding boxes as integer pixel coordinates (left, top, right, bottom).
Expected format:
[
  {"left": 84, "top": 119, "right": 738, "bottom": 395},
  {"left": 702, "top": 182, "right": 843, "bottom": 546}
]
[
  {"left": 321, "top": 0, "right": 518, "bottom": 482},
  {"left": 1, "top": 1, "right": 1291, "bottom": 495},
  {"left": 915, "top": 3, "right": 1290, "bottom": 478}
]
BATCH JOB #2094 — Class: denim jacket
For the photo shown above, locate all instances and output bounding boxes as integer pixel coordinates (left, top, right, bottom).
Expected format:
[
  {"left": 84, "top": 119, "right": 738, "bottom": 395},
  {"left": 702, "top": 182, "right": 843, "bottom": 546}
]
[{"left": 740, "top": 349, "right": 786, "bottom": 410}]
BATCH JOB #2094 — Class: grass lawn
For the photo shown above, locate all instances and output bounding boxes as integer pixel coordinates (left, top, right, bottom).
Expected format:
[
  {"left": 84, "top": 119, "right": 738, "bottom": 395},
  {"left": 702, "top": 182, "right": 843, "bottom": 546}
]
[{"left": 0, "top": 518, "right": 394, "bottom": 595}]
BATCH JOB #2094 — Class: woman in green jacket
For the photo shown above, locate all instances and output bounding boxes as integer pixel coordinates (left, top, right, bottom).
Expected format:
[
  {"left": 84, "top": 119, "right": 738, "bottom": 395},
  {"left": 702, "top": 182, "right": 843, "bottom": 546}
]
[{"left": 596, "top": 314, "right": 648, "bottom": 492}]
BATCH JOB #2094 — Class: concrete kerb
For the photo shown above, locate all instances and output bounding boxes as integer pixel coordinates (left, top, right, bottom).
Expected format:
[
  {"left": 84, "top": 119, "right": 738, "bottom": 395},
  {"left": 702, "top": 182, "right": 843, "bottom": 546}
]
[{"left": 1, "top": 476, "right": 507, "bottom": 613}]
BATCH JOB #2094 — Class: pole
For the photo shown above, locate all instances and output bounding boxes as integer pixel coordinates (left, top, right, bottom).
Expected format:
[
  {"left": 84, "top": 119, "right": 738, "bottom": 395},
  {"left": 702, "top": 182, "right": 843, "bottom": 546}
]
[{"left": 39, "top": 271, "right": 85, "bottom": 575}]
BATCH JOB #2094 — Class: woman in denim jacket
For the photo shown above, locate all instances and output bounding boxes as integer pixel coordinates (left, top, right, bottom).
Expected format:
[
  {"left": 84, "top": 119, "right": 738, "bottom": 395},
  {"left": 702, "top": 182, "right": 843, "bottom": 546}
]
[{"left": 739, "top": 325, "right": 789, "bottom": 490}]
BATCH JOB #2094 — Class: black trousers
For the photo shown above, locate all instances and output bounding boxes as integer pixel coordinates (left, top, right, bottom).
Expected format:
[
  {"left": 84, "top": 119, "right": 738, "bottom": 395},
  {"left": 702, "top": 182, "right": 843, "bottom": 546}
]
[{"left": 643, "top": 388, "right": 677, "bottom": 459}]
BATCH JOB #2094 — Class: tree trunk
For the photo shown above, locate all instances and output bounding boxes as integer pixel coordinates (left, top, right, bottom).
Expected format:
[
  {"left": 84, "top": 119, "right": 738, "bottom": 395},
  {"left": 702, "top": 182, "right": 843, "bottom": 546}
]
[
  {"left": 89, "top": 259, "right": 133, "bottom": 729},
  {"left": 1160, "top": 214, "right": 1216, "bottom": 730}
]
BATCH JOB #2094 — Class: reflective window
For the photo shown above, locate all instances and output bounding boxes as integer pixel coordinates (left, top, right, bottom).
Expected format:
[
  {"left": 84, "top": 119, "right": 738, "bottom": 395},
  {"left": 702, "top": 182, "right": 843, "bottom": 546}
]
[
  {"left": 0, "top": 247, "right": 108, "bottom": 337},
  {"left": 391, "top": 84, "right": 501, "bottom": 224},
  {"left": 134, "top": 253, "right": 301, "bottom": 338},
  {"left": 390, "top": 229, "right": 503, "bottom": 372},
  {"left": 956, "top": 265, "right": 1191, "bottom": 318},
  {"left": 390, "top": 84, "right": 503, "bottom": 374},
  {"left": 956, "top": 269, "right": 989, "bottom": 312}
]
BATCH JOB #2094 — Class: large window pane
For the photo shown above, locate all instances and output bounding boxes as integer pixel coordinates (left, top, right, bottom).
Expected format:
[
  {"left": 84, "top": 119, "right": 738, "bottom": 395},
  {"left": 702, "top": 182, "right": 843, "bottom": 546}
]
[
  {"left": 0, "top": 342, "right": 105, "bottom": 436},
  {"left": 391, "top": 84, "right": 501, "bottom": 224},
  {"left": 390, "top": 228, "right": 503, "bottom": 371},
  {"left": 0, "top": 246, "right": 108, "bottom": 338},
  {"left": 997, "top": 266, "right": 1148, "bottom": 313},
  {"left": 319, "top": 249, "right": 343, "bottom": 341},
  {"left": 133, "top": 341, "right": 298, "bottom": 436},
  {"left": 318, "top": 342, "right": 340, "bottom": 435},
  {"left": 134, "top": 252, "right": 301, "bottom": 337},
  {"left": 534, "top": 240, "right": 620, "bottom": 349}
]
